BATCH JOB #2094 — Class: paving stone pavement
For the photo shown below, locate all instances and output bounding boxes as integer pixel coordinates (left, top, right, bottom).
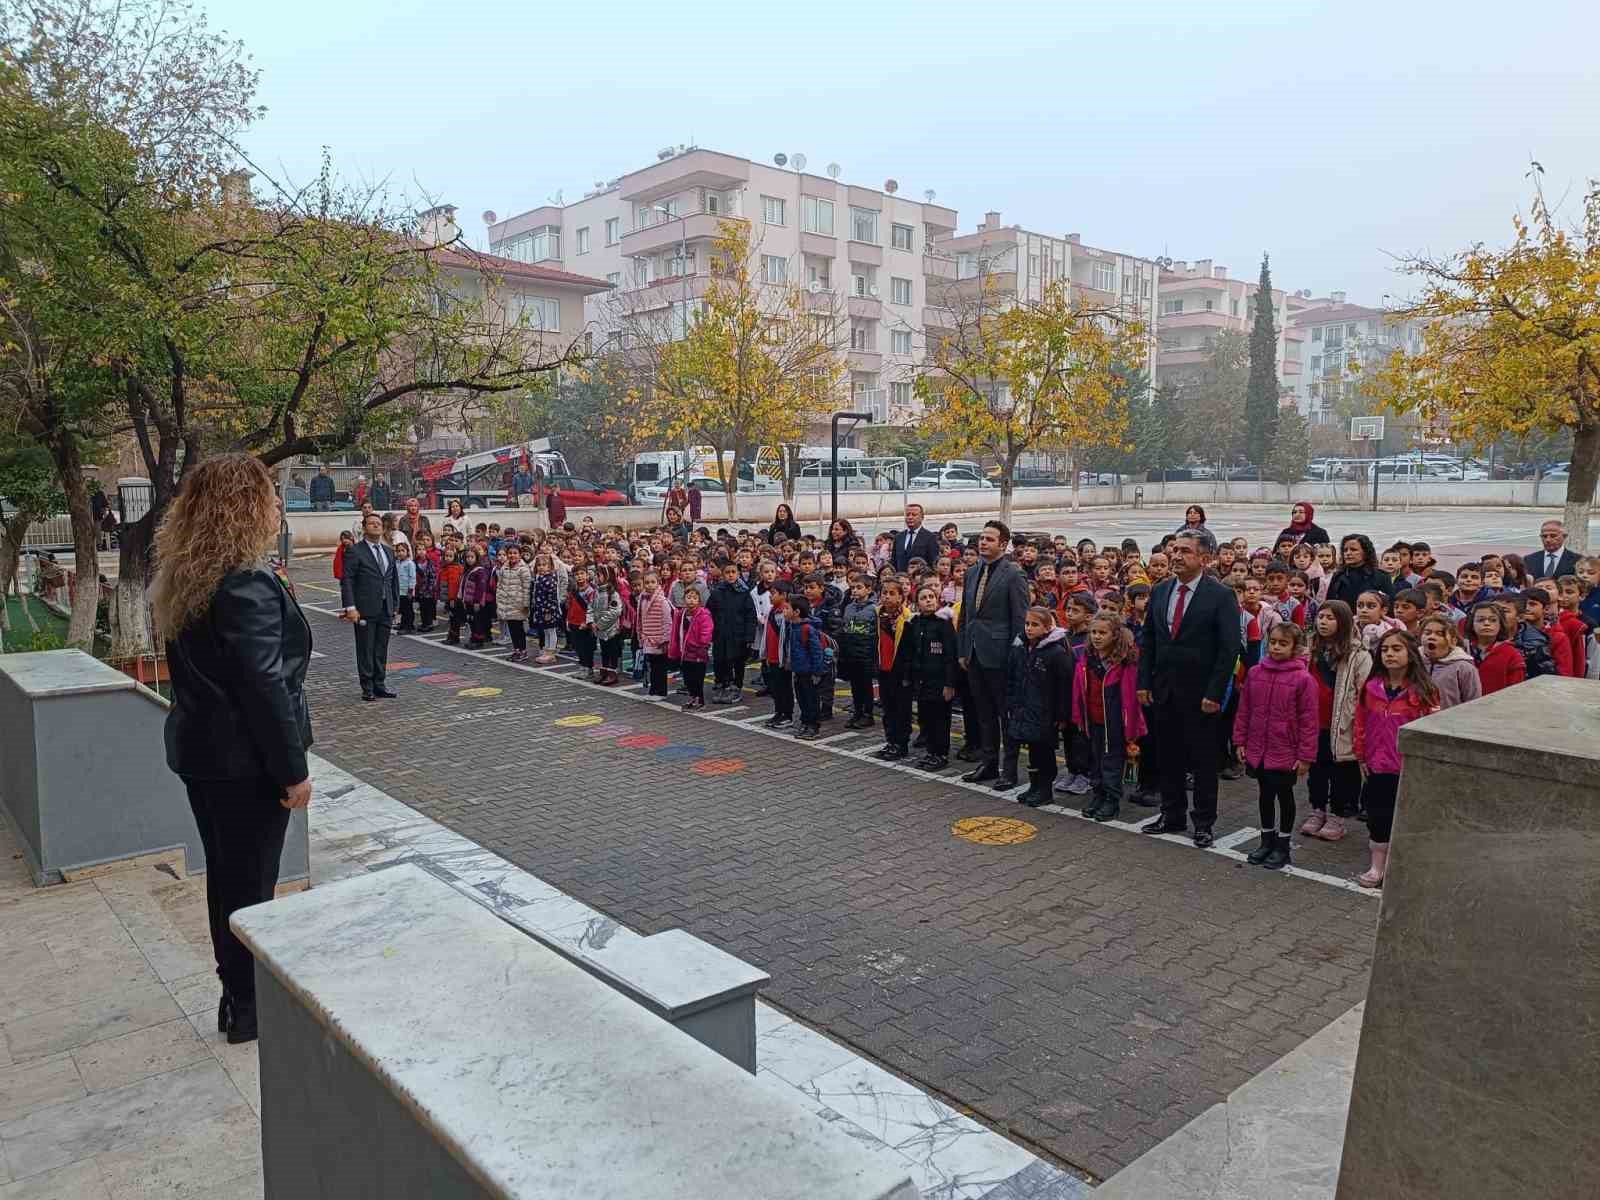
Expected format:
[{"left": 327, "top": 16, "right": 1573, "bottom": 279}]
[{"left": 296, "top": 597, "right": 1377, "bottom": 1181}]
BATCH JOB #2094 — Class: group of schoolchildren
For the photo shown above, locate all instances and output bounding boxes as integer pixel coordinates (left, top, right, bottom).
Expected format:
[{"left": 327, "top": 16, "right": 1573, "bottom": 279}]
[{"left": 333, "top": 502, "right": 1598, "bottom": 891}]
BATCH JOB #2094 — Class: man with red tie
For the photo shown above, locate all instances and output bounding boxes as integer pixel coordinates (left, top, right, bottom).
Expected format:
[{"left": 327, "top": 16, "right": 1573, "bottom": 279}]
[{"left": 1136, "top": 530, "right": 1241, "bottom": 847}]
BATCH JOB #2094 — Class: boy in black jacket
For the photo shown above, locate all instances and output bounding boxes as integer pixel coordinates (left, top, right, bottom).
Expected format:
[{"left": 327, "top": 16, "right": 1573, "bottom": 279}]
[
  {"left": 872, "top": 578, "right": 913, "bottom": 760},
  {"left": 837, "top": 577, "right": 878, "bottom": 728},
  {"left": 906, "top": 584, "right": 959, "bottom": 770},
  {"left": 802, "top": 574, "right": 840, "bottom": 722},
  {"left": 707, "top": 562, "right": 757, "bottom": 703},
  {"left": 1007, "top": 606, "right": 1074, "bottom": 806}
]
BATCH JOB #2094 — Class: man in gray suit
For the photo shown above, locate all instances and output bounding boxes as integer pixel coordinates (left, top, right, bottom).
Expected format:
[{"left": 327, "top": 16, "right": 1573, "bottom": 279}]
[{"left": 958, "top": 519, "right": 1030, "bottom": 787}]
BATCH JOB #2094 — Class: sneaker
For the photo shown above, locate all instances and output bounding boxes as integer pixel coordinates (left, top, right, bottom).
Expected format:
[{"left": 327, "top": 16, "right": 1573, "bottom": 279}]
[
  {"left": 913, "top": 754, "right": 948, "bottom": 771},
  {"left": 1317, "top": 815, "right": 1347, "bottom": 841},
  {"left": 765, "top": 716, "right": 793, "bottom": 730},
  {"left": 1064, "top": 774, "right": 1093, "bottom": 796},
  {"left": 682, "top": 698, "right": 705, "bottom": 712},
  {"left": 1300, "top": 810, "right": 1327, "bottom": 837},
  {"left": 535, "top": 652, "right": 558, "bottom": 665},
  {"left": 795, "top": 725, "right": 820, "bottom": 740},
  {"left": 1053, "top": 776, "right": 1076, "bottom": 794},
  {"left": 873, "top": 745, "right": 906, "bottom": 760}
]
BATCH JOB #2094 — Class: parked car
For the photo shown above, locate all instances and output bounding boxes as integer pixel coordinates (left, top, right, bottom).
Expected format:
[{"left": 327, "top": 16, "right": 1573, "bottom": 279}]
[
  {"left": 545, "top": 474, "right": 629, "bottom": 507},
  {"left": 909, "top": 466, "right": 995, "bottom": 490},
  {"left": 283, "top": 486, "right": 355, "bottom": 513},
  {"left": 1225, "top": 465, "right": 1264, "bottom": 481},
  {"left": 636, "top": 474, "right": 780, "bottom": 503}
]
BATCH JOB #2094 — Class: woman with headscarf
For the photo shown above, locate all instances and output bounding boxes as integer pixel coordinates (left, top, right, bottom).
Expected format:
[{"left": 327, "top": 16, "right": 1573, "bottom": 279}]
[
  {"left": 1277, "top": 500, "right": 1330, "bottom": 546},
  {"left": 155, "top": 455, "right": 313, "bottom": 1045},
  {"left": 1324, "top": 533, "right": 1395, "bottom": 608}
]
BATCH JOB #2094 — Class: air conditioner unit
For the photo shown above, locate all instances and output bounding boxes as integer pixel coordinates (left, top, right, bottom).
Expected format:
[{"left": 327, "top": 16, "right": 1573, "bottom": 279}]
[{"left": 868, "top": 285, "right": 879, "bottom": 297}]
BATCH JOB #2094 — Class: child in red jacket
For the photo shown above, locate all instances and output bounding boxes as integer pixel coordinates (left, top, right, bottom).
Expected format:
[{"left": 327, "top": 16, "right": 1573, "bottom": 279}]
[
  {"left": 1554, "top": 576, "right": 1590, "bottom": 677},
  {"left": 1467, "top": 601, "right": 1525, "bottom": 694},
  {"left": 1354, "top": 630, "right": 1440, "bottom": 889},
  {"left": 1234, "top": 623, "right": 1319, "bottom": 870},
  {"left": 332, "top": 530, "right": 353, "bottom": 580},
  {"left": 1069, "top": 613, "right": 1146, "bottom": 823}
]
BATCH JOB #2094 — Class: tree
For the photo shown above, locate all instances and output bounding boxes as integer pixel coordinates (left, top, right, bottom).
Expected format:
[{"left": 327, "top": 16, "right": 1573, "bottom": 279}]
[
  {"left": 1181, "top": 330, "right": 1250, "bottom": 480},
  {"left": 0, "top": 446, "right": 63, "bottom": 649},
  {"left": 1133, "top": 380, "right": 1181, "bottom": 481},
  {"left": 1267, "top": 405, "right": 1311, "bottom": 488},
  {"left": 608, "top": 221, "right": 846, "bottom": 520},
  {"left": 484, "top": 361, "right": 647, "bottom": 484},
  {"left": 1373, "top": 170, "right": 1600, "bottom": 551},
  {"left": 1245, "top": 254, "right": 1281, "bottom": 468},
  {"left": 917, "top": 276, "right": 1145, "bottom": 523}
]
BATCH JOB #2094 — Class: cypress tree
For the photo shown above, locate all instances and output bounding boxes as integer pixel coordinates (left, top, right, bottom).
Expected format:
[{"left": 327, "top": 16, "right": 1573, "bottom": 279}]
[{"left": 1244, "top": 253, "right": 1281, "bottom": 466}]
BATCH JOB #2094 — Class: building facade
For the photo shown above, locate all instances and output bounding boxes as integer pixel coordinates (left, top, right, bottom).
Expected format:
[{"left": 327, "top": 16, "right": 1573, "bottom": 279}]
[
  {"left": 1153, "top": 259, "right": 1298, "bottom": 388},
  {"left": 485, "top": 147, "right": 959, "bottom": 424},
  {"left": 1285, "top": 296, "right": 1426, "bottom": 425}
]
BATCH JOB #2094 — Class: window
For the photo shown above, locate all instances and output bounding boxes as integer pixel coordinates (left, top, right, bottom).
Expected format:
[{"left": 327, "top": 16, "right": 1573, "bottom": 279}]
[
  {"left": 1141, "top": 279, "right": 1151, "bottom": 298},
  {"left": 704, "top": 192, "right": 720, "bottom": 215},
  {"left": 1346, "top": 324, "right": 1358, "bottom": 338},
  {"left": 891, "top": 381, "right": 913, "bottom": 409},
  {"left": 516, "top": 294, "right": 560, "bottom": 331},
  {"left": 1092, "top": 261, "right": 1115, "bottom": 291},
  {"left": 605, "top": 218, "right": 620, "bottom": 245},
  {"left": 762, "top": 195, "right": 786, "bottom": 226},
  {"left": 1161, "top": 298, "right": 1184, "bottom": 316},
  {"left": 666, "top": 250, "right": 695, "bottom": 277},
  {"left": 891, "top": 329, "right": 912, "bottom": 355},
  {"left": 851, "top": 267, "right": 876, "bottom": 298},
  {"left": 1028, "top": 255, "right": 1040, "bottom": 279},
  {"left": 575, "top": 226, "right": 590, "bottom": 255},
  {"left": 532, "top": 227, "right": 560, "bottom": 261},
  {"left": 850, "top": 322, "right": 875, "bottom": 351},
  {"left": 1312, "top": 326, "right": 1322, "bottom": 342},
  {"left": 890, "top": 277, "right": 912, "bottom": 305},
  {"left": 1204, "top": 299, "right": 1214, "bottom": 312},
  {"left": 802, "top": 196, "right": 834, "bottom": 235},
  {"left": 1230, "top": 298, "right": 1239, "bottom": 316},
  {"left": 849, "top": 207, "right": 879, "bottom": 244},
  {"left": 606, "top": 272, "right": 620, "bottom": 287},
  {"left": 891, "top": 223, "right": 914, "bottom": 251},
  {"left": 806, "top": 258, "right": 830, "bottom": 289},
  {"left": 762, "top": 255, "right": 788, "bottom": 285},
  {"left": 1324, "top": 326, "right": 1344, "bottom": 349}
]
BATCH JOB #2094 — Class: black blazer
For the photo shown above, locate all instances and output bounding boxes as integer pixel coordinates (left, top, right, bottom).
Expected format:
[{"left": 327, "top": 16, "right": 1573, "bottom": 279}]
[
  {"left": 957, "top": 556, "right": 1029, "bottom": 670},
  {"left": 891, "top": 526, "right": 942, "bottom": 572},
  {"left": 165, "top": 566, "right": 312, "bottom": 788},
  {"left": 1524, "top": 547, "right": 1580, "bottom": 580},
  {"left": 1138, "top": 573, "right": 1241, "bottom": 705},
  {"left": 340, "top": 538, "right": 400, "bottom": 619}
]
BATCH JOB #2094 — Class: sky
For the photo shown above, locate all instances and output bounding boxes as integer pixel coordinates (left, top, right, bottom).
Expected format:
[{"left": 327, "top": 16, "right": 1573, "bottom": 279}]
[{"left": 209, "top": 0, "right": 1599, "bottom": 308}]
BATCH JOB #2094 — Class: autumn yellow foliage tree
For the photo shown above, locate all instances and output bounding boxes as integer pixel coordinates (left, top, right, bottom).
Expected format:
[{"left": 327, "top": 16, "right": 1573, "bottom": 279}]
[
  {"left": 1373, "top": 171, "right": 1600, "bottom": 550},
  {"left": 916, "top": 277, "right": 1146, "bottom": 523},
  {"left": 606, "top": 221, "right": 846, "bottom": 520}
]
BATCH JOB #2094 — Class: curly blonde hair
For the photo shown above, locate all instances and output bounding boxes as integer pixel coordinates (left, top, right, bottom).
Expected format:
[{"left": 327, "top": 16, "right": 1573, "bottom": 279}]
[{"left": 152, "top": 454, "right": 280, "bottom": 639}]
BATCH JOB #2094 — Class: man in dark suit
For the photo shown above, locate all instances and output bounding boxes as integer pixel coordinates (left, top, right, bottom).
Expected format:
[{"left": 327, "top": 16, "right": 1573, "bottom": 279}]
[
  {"left": 340, "top": 513, "right": 400, "bottom": 701},
  {"left": 1526, "top": 520, "right": 1580, "bottom": 580},
  {"left": 957, "top": 519, "right": 1030, "bottom": 787},
  {"left": 1137, "top": 530, "right": 1241, "bottom": 847},
  {"left": 891, "top": 503, "right": 942, "bottom": 572}
]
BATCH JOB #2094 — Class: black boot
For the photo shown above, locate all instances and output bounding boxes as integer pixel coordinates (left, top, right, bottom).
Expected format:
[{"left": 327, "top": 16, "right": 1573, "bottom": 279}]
[
  {"left": 1092, "top": 797, "right": 1120, "bottom": 822},
  {"left": 1080, "top": 793, "right": 1102, "bottom": 817},
  {"left": 1247, "top": 830, "right": 1278, "bottom": 865},
  {"left": 1263, "top": 832, "right": 1292, "bottom": 870},
  {"left": 226, "top": 996, "right": 258, "bottom": 1045},
  {"left": 217, "top": 988, "right": 231, "bottom": 1034}
]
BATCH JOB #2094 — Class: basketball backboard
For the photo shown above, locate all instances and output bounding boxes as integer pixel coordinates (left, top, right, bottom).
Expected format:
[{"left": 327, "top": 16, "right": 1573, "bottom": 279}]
[{"left": 1350, "top": 416, "right": 1385, "bottom": 442}]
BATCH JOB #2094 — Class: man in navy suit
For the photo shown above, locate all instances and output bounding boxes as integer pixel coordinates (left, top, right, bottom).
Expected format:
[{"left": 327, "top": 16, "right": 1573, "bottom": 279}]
[
  {"left": 891, "top": 503, "right": 942, "bottom": 572},
  {"left": 339, "top": 513, "right": 401, "bottom": 701},
  {"left": 1525, "top": 519, "right": 1580, "bottom": 581},
  {"left": 1137, "top": 530, "right": 1240, "bottom": 847}
]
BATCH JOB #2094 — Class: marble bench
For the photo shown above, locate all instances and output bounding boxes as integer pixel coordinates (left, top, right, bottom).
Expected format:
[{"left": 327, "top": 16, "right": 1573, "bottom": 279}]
[
  {"left": 0, "top": 649, "right": 308, "bottom": 887},
  {"left": 232, "top": 864, "right": 921, "bottom": 1200}
]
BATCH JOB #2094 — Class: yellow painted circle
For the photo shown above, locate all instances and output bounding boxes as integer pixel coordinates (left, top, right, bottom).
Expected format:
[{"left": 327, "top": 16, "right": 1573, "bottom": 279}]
[
  {"left": 458, "top": 687, "right": 503, "bottom": 698},
  {"left": 554, "top": 714, "right": 605, "bottom": 728},
  {"left": 951, "top": 816, "right": 1038, "bottom": 846}
]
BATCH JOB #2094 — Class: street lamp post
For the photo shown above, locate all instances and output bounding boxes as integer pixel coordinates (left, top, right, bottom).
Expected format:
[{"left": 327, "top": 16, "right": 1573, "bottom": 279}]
[{"left": 831, "top": 410, "right": 873, "bottom": 531}]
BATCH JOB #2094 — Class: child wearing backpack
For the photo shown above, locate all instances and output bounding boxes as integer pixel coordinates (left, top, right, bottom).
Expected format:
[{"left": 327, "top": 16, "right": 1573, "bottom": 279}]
[
  {"left": 1069, "top": 612, "right": 1146, "bottom": 822},
  {"left": 1512, "top": 588, "right": 1566, "bottom": 677},
  {"left": 786, "top": 594, "right": 827, "bottom": 739},
  {"left": 1234, "top": 623, "right": 1318, "bottom": 870},
  {"left": 1353, "top": 630, "right": 1440, "bottom": 889}
]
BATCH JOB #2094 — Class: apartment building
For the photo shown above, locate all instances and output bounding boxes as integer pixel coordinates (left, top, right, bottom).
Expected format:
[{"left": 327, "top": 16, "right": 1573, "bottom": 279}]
[
  {"left": 484, "top": 146, "right": 959, "bottom": 424},
  {"left": 930, "top": 212, "right": 1161, "bottom": 364},
  {"left": 1153, "top": 259, "right": 1298, "bottom": 388},
  {"left": 1286, "top": 295, "right": 1426, "bottom": 424}
]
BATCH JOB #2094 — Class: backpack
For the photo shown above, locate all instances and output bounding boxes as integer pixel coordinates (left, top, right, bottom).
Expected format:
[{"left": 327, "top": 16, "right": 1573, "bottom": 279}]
[{"left": 1514, "top": 625, "right": 1558, "bottom": 679}]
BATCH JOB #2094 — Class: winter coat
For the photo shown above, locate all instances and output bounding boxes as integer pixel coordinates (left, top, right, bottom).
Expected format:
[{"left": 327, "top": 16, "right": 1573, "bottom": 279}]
[
  {"left": 706, "top": 581, "right": 757, "bottom": 658},
  {"left": 462, "top": 564, "right": 491, "bottom": 607},
  {"left": 1510, "top": 622, "right": 1559, "bottom": 679},
  {"left": 670, "top": 605, "right": 713, "bottom": 664},
  {"left": 496, "top": 561, "right": 532, "bottom": 620},
  {"left": 1325, "top": 565, "right": 1396, "bottom": 608},
  {"left": 439, "top": 561, "right": 464, "bottom": 603},
  {"left": 786, "top": 616, "right": 827, "bottom": 676},
  {"left": 1276, "top": 501, "right": 1330, "bottom": 547},
  {"left": 395, "top": 558, "right": 416, "bottom": 597},
  {"left": 1312, "top": 643, "right": 1372, "bottom": 760},
  {"left": 1353, "top": 677, "right": 1437, "bottom": 775},
  {"left": 902, "top": 612, "right": 958, "bottom": 700},
  {"left": 332, "top": 542, "right": 347, "bottom": 580},
  {"left": 1471, "top": 639, "right": 1525, "bottom": 694},
  {"left": 837, "top": 600, "right": 878, "bottom": 668},
  {"left": 591, "top": 587, "right": 623, "bottom": 642},
  {"left": 1069, "top": 657, "right": 1148, "bottom": 744},
  {"left": 1428, "top": 645, "right": 1482, "bottom": 709},
  {"left": 1233, "top": 655, "right": 1319, "bottom": 771},
  {"left": 750, "top": 587, "right": 774, "bottom": 653},
  {"left": 1005, "top": 627, "right": 1073, "bottom": 745},
  {"left": 1356, "top": 615, "right": 1406, "bottom": 655},
  {"left": 1555, "top": 611, "right": 1589, "bottom": 678},
  {"left": 414, "top": 557, "right": 439, "bottom": 602},
  {"left": 529, "top": 572, "right": 562, "bottom": 629},
  {"left": 636, "top": 590, "right": 672, "bottom": 655}
]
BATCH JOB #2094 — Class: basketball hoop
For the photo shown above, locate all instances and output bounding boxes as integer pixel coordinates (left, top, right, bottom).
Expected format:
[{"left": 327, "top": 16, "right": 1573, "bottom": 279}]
[{"left": 1350, "top": 416, "right": 1385, "bottom": 442}]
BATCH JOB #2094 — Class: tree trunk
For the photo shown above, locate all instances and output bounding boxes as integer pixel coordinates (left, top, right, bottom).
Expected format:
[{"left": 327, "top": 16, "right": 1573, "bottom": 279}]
[
  {"left": 1563, "top": 422, "right": 1600, "bottom": 554},
  {"left": 999, "top": 477, "right": 1014, "bottom": 528},
  {"left": 0, "top": 513, "right": 27, "bottom": 647},
  {"left": 1069, "top": 448, "right": 1081, "bottom": 513},
  {"left": 724, "top": 449, "right": 740, "bottom": 523},
  {"left": 48, "top": 433, "right": 101, "bottom": 650},
  {"left": 111, "top": 512, "right": 158, "bottom": 659}
]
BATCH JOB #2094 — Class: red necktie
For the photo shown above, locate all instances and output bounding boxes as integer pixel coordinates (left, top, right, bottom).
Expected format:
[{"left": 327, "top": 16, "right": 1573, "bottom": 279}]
[{"left": 1170, "top": 583, "right": 1190, "bottom": 638}]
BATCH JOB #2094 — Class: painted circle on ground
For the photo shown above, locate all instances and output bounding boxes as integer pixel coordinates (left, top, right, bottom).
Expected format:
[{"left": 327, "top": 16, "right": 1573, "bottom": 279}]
[
  {"left": 554, "top": 714, "right": 605, "bottom": 728},
  {"left": 951, "top": 816, "right": 1038, "bottom": 846},
  {"left": 457, "top": 687, "right": 502, "bottom": 698},
  {"left": 691, "top": 758, "right": 746, "bottom": 776},
  {"left": 387, "top": 661, "right": 419, "bottom": 670},
  {"left": 616, "top": 733, "right": 671, "bottom": 749},
  {"left": 585, "top": 722, "right": 633, "bottom": 738},
  {"left": 653, "top": 745, "right": 708, "bottom": 762},
  {"left": 418, "top": 673, "right": 468, "bottom": 686}
]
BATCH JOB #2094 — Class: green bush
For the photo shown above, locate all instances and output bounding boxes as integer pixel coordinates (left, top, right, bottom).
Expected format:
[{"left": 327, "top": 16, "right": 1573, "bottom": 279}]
[{"left": 28, "top": 631, "right": 65, "bottom": 652}]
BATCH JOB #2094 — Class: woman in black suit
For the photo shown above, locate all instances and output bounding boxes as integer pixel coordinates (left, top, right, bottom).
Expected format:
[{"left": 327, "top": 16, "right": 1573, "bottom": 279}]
[
  {"left": 769, "top": 503, "right": 803, "bottom": 543},
  {"left": 153, "top": 454, "right": 313, "bottom": 1045}
]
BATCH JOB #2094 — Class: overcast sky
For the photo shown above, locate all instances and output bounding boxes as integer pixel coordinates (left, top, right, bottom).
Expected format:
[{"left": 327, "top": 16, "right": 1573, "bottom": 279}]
[{"left": 212, "top": 0, "right": 1598, "bottom": 308}]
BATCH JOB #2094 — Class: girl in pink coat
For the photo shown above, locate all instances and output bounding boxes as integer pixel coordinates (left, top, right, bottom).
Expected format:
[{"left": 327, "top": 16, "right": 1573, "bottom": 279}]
[
  {"left": 669, "top": 587, "right": 714, "bottom": 711},
  {"left": 1233, "top": 622, "right": 1319, "bottom": 870}
]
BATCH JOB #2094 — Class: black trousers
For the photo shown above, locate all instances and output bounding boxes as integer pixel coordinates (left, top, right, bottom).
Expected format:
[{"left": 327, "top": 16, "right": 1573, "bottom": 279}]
[
  {"left": 1362, "top": 772, "right": 1400, "bottom": 841},
  {"left": 507, "top": 619, "right": 527, "bottom": 652},
  {"left": 1255, "top": 768, "right": 1297, "bottom": 832},
  {"left": 569, "top": 624, "right": 596, "bottom": 668},
  {"left": 397, "top": 595, "right": 415, "bottom": 632},
  {"left": 600, "top": 635, "right": 623, "bottom": 670},
  {"left": 794, "top": 673, "right": 820, "bottom": 726},
  {"left": 352, "top": 612, "right": 392, "bottom": 696},
  {"left": 682, "top": 661, "right": 706, "bottom": 702},
  {"left": 766, "top": 665, "right": 794, "bottom": 719},
  {"left": 184, "top": 775, "right": 291, "bottom": 1002},
  {"left": 918, "top": 696, "right": 951, "bottom": 756},
  {"left": 844, "top": 662, "right": 875, "bottom": 717},
  {"left": 967, "top": 664, "right": 1011, "bottom": 768},
  {"left": 1153, "top": 691, "right": 1221, "bottom": 828},
  {"left": 1308, "top": 731, "right": 1361, "bottom": 816},
  {"left": 418, "top": 597, "right": 437, "bottom": 629},
  {"left": 880, "top": 672, "right": 913, "bottom": 750},
  {"left": 646, "top": 653, "right": 670, "bottom": 696},
  {"left": 1027, "top": 740, "right": 1058, "bottom": 788},
  {"left": 715, "top": 650, "right": 747, "bottom": 689}
]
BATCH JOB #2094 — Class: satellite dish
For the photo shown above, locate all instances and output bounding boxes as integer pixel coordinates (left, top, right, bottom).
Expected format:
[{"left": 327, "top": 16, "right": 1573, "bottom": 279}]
[
  {"left": 792, "top": 153, "right": 807, "bottom": 172},
  {"left": 826, "top": 163, "right": 841, "bottom": 179},
  {"left": 481, "top": 210, "right": 497, "bottom": 226},
  {"left": 808, "top": 280, "right": 822, "bottom": 294},
  {"left": 884, "top": 179, "right": 898, "bottom": 194},
  {"left": 924, "top": 189, "right": 936, "bottom": 203},
  {"left": 773, "top": 152, "right": 788, "bottom": 167}
]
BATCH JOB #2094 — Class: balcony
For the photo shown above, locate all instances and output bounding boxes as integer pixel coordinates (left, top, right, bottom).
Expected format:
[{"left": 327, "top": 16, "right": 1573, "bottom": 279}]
[
  {"left": 853, "top": 388, "right": 887, "bottom": 423},
  {"left": 847, "top": 295, "right": 882, "bottom": 319},
  {"left": 923, "top": 253, "right": 956, "bottom": 280},
  {"left": 847, "top": 349, "right": 882, "bottom": 371},
  {"left": 621, "top": 212, "right": 745, "bottom": 257},
  {"left": 922, "top": 305, "right": 958, "bottom": 331},
  {"left": 618, "top": 149, "right": 751, "bottom": 203},
  {"left": 1158, "top": 309, "right": 1233, "bottom": 330},
  {"left": 612, "top": 272, "right": 714, "bottom": 312},
  {"left": 1282, "top": 358, "right": 1303, "bottom": 376},
  {"left": 846, "top": 242, "right": 883, "bottom": 267},
  {"left": 1156, "top": 347, "right": 1208, "bottom": 367}
]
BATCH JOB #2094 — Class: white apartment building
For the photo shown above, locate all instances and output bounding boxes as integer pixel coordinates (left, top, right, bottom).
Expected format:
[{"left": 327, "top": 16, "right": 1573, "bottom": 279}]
[
  {"left": 1154, "top": 259, "right": 1297, "bottom": 389},
  {"left": 1286, "top": 296, "right": 1426, "bottom": 424},
  {"left": 484, "top": 146, "right": 959, "bottom": 425},
  {"left": 931, "top": 212, "right": 1161, "bottom": 366}
]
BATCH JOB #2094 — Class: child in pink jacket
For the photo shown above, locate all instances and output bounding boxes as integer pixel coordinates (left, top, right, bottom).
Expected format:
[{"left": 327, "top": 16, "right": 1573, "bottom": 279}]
[
  {"left": 1233, "top": 622, "right": 1319, "bottom": 870},
  {"left": 669, "top": 586, "right": 714, "bottom": 711},
  {"left": 635, "top": 571, "right": 674, "bottom": 697}
]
